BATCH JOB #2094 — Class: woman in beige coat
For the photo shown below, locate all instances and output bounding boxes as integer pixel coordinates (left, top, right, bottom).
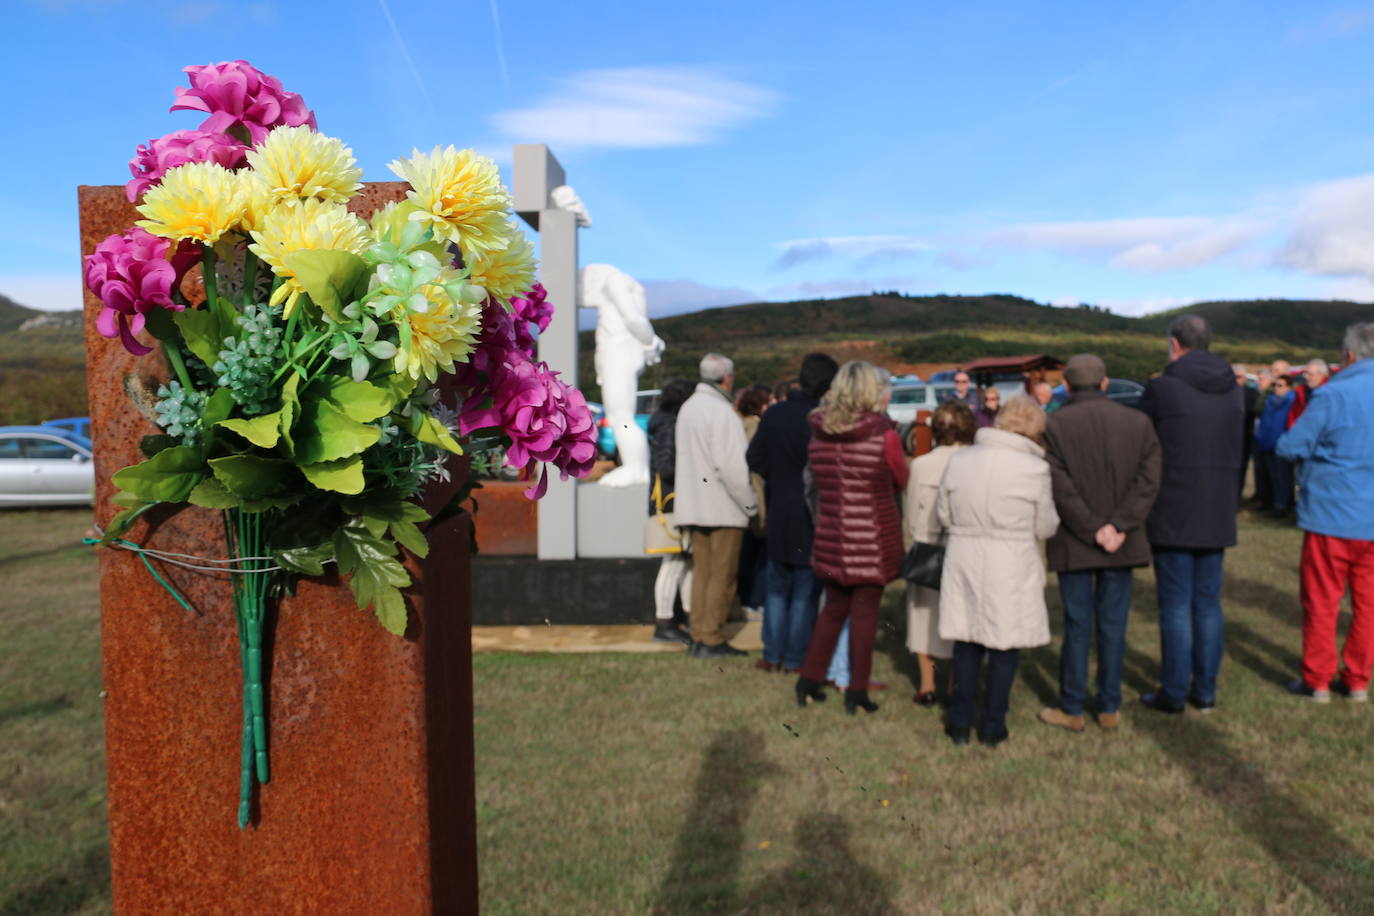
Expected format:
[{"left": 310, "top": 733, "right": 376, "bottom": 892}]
[
  {"left": 936, "top": 396, "right": 1060, "bottom": 747},
  {"left": 905, "top": 401, "right": 977, "bottom": 706}
]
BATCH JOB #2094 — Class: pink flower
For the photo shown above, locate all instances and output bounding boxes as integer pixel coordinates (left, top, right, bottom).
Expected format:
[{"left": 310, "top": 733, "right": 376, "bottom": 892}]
[
  {"left": 171, "top": 60, "right": 317, "bottom": 145},
  {"left": 509, "top": 284, "right": 554, "bottom": 353},
  {"left": 84, "top": 229, "right": 193, "bottom": 355},
  {"left": 458, "top": 352, "right": 597, "bottom": 498},
  {"left": 126, "top": 129, "right": 249, "bottom": 202}
]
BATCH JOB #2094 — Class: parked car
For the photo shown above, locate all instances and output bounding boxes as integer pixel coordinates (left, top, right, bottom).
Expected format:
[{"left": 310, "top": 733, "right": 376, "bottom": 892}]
[
  {"left": 887, "top": 382, "right": 956, "bottom": 426},
  {"left": 1050, "top": 378, "right": 1145, "bottom": 409},
  {"left": 0, "top": 426, "right": 95, "bottom": 507},
  {"left": 596, "top": 389, "right": 658, "bottom": 459},
  {"left": 42, "top": 416, "right": 92, "bottom": 439}
]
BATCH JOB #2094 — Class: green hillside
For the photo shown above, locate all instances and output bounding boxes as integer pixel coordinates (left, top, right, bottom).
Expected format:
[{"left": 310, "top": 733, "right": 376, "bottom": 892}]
[{"left": 0, "top": 295, "right": 87, "bottom": 425}]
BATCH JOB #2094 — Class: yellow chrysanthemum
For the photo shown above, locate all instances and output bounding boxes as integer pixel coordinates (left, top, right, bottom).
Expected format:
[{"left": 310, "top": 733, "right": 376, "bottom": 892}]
[
  {"left": 135, "top": 160, "right": 247, "bottom": 244},
  {"left": 246, "top": 126, "right": 363, "bottom": 208},
  {"left": 247, "top": 198, "right": 371, "bottom": 316},
  {"left": 394, "top": 280, "right": 483, "bottom": 382},
  {"left": 236, "top": 171, "right": 275, "bottom": 234},
  {"left": 387, "top": 146, "right": 511, "bottom": 254},
  {"left": 467, "top": 224, "right": 537, "bottom": 303}
]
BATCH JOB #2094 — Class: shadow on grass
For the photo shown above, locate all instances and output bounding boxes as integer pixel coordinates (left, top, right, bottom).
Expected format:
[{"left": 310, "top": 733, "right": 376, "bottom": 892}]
[
  {"left": 0, "top": 543, "right": 85, "bottom": 569},
  {"left": 741, "top": 812, "right": 898, "bottom": 915},
  {"left": 1017, "top": 646, "right": 1060, "bottom": 708},
  {"left": 1225, "top": 574, "right": 1303, "bottom": 629},
  {"left": 0, "top": 695, "right": 74, "bottom": 725},
  {"left": 1122, "top": 645, "right": 1374, "bottom": 909},
  {"left": 1227, "top": 619, "right": 1302, "bottom": 689},
  {"left": 654, "top": 728, "right": 776, "bottom": 913},
  {"left": 0, "top": 843, "right": 109, "bottom": 916}
]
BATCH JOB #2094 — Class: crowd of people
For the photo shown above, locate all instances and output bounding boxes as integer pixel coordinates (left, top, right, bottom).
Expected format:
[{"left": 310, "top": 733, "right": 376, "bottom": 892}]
[{"left": 646, "top": 316, "right": 1374, "bottom": 746}]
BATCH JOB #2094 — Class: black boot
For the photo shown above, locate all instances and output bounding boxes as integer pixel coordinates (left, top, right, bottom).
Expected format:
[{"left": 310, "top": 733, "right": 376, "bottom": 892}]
[
  {"left": 794, "top": 677, "right": 827, "bottom": 708},
  {"left": 844, "top": 689, "right": 879, "bottom": 715},
  {"left": 652, "top": 622, "right": 691, "bottom": 645}
]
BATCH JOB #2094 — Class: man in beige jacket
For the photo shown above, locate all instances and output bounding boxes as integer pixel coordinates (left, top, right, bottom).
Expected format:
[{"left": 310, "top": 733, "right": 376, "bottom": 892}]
[{"left": 675, "top": 353, "right": 759, "bottom": 657}]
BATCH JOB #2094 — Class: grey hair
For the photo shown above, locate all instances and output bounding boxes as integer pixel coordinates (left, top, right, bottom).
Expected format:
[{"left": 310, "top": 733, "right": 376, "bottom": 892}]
[
  {"left": 699, "top": 352, "right": 734, "bottom": 382},
  {"left": 1168, "top": 314, "right": 1212, "bottom": 351},
  {"left": 1343, "top": 322, "right": 1374, "bottom": 361},
  {"left": 1306, "top": 358, "right": 1330, "bottom": 378}
]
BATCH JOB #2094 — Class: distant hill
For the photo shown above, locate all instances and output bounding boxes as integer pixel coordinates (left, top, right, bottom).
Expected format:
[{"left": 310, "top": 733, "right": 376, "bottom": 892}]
[
  {"left": 577, "top": 293, "right": 1374, "bottom": 401},
  {"left": 0, "top": 293, "right": 88, "bottom": 425}
]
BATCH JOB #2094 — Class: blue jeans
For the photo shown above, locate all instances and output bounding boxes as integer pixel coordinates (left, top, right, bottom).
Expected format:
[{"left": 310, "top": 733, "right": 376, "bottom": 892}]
[
  {"left": 826, "top": 620, "right": 851, "bottom": 688},
  {"left": 761, "top": 559, "right": 822, "bottom": 669},
  {"left": 1057, "top": 568, "right": 1133, "bottom": 715},
  {"left": 1152, "top": 548, "right": 1225, "bottom": 705},
  {"left": 948, "top": 641, "right": 1020, "bottom": 737}
]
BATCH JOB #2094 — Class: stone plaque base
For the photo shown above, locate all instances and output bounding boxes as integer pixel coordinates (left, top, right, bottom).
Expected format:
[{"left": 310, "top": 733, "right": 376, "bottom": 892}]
[
  {"left": 472, "top": 556, "right": 660, "bottom": 625},
  {"left": 576, "top": 481, "right": 650, "bottom": 558}
]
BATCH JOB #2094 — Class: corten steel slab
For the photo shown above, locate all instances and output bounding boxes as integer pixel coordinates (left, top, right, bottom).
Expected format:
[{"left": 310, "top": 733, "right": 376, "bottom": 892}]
[
  {"left": 470, "top": 480, "right": 538, "bottom": 555},
  {"left": 79, "top": 183, "right": 478, "bottom": 914}
]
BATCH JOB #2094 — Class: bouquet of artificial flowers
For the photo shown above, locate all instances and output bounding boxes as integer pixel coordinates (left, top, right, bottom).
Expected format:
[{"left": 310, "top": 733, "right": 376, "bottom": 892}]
[{"left": 85, "top": 60, "right": 596, "bottom": 826}]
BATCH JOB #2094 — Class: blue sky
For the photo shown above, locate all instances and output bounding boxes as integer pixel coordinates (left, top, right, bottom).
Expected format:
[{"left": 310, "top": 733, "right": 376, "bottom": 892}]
[{"left": 7, "top": 0, "right": 1374, "bottom": 320}]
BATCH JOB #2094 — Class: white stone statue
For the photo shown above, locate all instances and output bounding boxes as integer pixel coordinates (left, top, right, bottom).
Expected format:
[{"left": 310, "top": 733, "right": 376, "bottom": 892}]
[
  {"left": 578, "top": 263, "right": 665, "bottom": 487},
  {"left": 551, "top": 185, "right": 592, "bottom": 227}
]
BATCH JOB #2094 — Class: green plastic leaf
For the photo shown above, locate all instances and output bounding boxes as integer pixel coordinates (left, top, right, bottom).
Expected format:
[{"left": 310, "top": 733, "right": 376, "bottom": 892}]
[
  {"left": 101, "top": 500, "right": 159, "bottom": 543},
  {"left": 312, "top": 376, "right": 395, "bottom": 423},
  {"left": 111, "top": 446, "right": 206, "bottom": 502},
  {"left": 200, "top": 388, "right": 236, "bottom": 454},
  {"left": 208, "top": 455, "right": 295, "bottom": 500},
  {"left": 173, "top": 308, "right": 224, "bottom": 367},
  {"left": 274, "top": 541, "right": 335, "bottom": 576},
  {"left": 187, "top": 477, "right": 239, "bottom": 509},
  {"left": 279, "top": 373, "right": 300, "bottom": 456},
  {"left": 390, "top": 519, "right": 429, "bottom": 558},
  {"left": 219, "top": 409, "right": 284, "bottom": 449},
  {"left": 143, "top": 307, "right": 178, "bottom": 343},
  {"left": 140, "top": 434, "right": 177, "bottom": 458},
  {"left": 283, "top": 250, "right": 368, "bottom": 322},
  {"left": 300, "top": 455, "right": 365, "bottom": 494},
  {"left": 240, "top": 492, "right": 305, "bottom": 512},
  {"left": 373, "top": 373, "right": 418, "bottom": 405},
  {"left": 294, "top": 399, "right": 381, "bottom": 464},
  {"left": 372, "top": 588, "right": 408, "bottom": 636},
  {"left": 411, "top": 412, "right": 463, "bottom": 455}
]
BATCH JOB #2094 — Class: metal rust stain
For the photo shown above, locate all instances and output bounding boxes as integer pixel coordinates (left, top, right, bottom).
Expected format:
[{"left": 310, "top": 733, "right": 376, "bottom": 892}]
[{"left": 80, "top": 184, "right": 478, "bottom": 914}]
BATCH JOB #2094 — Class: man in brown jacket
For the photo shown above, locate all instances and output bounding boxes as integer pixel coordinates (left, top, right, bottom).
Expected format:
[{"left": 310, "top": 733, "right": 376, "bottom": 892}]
[{"left": 1038, "top": 354, "right": 1161, "bottom": 731}]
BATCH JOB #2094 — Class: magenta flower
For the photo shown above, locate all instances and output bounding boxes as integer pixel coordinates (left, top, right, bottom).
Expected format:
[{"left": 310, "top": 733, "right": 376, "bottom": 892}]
[
  {"left": 459, "top": 352, "right": 597, "bottom": 498},
  {"left": 126, "top": 128, "right": 249, "bottom": 202},
  {"left": 509, "top": 284, "right": 554, "bottom": 353},
  {"left": 84, "top": 228, "right": 191, "bottom": 355},
  {"left": 171, "top": 60, "right": 317, "bottom": 145}
]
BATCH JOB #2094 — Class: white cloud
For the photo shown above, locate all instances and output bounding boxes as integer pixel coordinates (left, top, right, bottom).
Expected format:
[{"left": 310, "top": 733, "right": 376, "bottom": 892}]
[
  {"left": 493, "top": 67, "right": 779, "bottom": 150},
  {"left": 1276, "top": 174, "right": 1374, "bottom": 277},
  {"left": 1321, "top": 276, "right": 1374, "bottom": 302},
  {"left": 771, "top": 235, "right": 934, "bottom": 270},
  {"left": 1096, "top": 295, "right": 1202, "bottom": 317},
  {"left": 985, "top": 216, "right": 1270, "bottom": 272},
  {"left": 641, "top": 279, "right": 758, "bottom": 316},
  {"left": 765, "top": 276, "right": 924, "bottom": 299},
  {"left": 0, "top": 273, "right": 83, "bottom": 312}
]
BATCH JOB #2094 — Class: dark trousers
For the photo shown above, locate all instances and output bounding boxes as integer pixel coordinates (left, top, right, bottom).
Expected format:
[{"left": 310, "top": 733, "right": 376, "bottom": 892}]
[
  {"left": 948, "top": 641, "right": 1021, "bottom": 738},
  {"left": 1057, "top": 568, "right": 1133, "bottom": 715},
  {"left": 1266, "top": 451, "right": 1295, "bottom": 513},
  {"left": 1252, "top": 447, "right": 1273, "bottom": 506},
  {"left": 799, "top": 582, "right": 883, "bottom": 690}
]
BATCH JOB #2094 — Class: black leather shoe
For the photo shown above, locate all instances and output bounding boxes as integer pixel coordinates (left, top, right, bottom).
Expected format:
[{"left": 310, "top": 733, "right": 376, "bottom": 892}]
[
  {"left": 795, "top": 677, "right": 828, "bottom": 707},
  {"left": 944, "top": 723, "right": 970, "bottom": 746},
  {"left": 1187, "top": 694, "right": 1217, "bottom": 713},
  {"left": 1141, "top": 691, "right": 1185, "bottom": 714},
  {"left": 652, "top": 622, "right": 692, "bottom": 645},
  {"left": 913, "top": 691, "right": 938, "bottom": 707},
  {"left": 844, "top": 689, "right": 880, "bottom": 715},
  {"left": 977, "top": 728, "right": 1009, "bottom": 748},
  {"left": 691, "top": 641, "right": 747, "bottom": 659}
]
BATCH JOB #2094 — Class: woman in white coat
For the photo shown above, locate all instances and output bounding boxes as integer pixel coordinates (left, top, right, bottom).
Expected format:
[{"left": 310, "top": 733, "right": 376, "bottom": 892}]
[
  {"left": 905, "top": 401, "right": 977, "bottom": 706},
  {"left": 936, "top": 395, "right": 1060, "bottom": 747}
]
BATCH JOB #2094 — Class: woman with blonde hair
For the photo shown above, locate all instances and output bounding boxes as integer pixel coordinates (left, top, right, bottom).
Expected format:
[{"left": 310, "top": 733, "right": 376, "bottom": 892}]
[
  {"left": 906, "top": 400, "right": 977, "bottom": 706},
  {"left": 936, "top": 395, "right": 1060, "bottom": 746},
  {"left": 794, "top": 361, "right": 909, "bottom": 714}
]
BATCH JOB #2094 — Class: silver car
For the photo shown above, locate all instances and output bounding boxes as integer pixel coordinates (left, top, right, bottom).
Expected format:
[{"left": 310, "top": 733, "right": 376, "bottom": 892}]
[
  {"left": 0, "top": 427, "right": 95, "bottom": 507},
  {"left": 887, "top": 382, "right": 956, "bottom": 426}
]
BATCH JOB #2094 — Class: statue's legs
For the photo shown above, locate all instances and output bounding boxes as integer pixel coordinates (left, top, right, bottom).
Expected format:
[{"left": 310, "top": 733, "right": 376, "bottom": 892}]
[{"left": 598, "top": 349, "right": 649, "bottom": 487}]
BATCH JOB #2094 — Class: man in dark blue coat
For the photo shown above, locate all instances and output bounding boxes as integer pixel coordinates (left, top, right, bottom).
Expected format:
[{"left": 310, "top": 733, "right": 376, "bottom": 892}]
[
  {"left": 746, "top": 352, "right": 838, "bottom": 672},
  {"left": 1138, "top": 315, "right": 1245, "bottom": 713}
]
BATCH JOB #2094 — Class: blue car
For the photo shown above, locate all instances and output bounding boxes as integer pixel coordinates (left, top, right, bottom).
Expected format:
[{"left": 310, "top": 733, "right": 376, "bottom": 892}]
[
  {"left": 43, "top": 416, "right": 92, "bottom": 439},
  {"left": 593, "top": 390, "right": 659, "bottom": 459}
]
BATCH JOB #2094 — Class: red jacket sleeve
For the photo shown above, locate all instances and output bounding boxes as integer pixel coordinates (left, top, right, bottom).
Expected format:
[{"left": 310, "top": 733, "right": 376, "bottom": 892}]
[{"left": 884, "top": 429, "right": 909, "bottom": 490}]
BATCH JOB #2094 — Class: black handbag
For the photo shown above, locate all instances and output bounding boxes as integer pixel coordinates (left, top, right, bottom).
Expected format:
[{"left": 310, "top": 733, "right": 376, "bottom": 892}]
[{"left": 901, "top": 541, "right": 945, "bottom": 590}]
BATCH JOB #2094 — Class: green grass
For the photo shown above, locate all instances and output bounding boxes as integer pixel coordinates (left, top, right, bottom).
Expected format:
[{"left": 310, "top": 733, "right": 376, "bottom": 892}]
[{"left": 5, "top": 509, "right": 1374, "bottom": 914}]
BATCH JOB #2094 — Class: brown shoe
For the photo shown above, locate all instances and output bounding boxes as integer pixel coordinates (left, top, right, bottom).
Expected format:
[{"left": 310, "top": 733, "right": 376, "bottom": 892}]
[
  {"left": 753, "top": 659, "right": 781, "bottom": 673},
  {"left": 1097, "top": 711, "right": 1121, "bottom": 730},
  {"left": 1037, "top": 707, "right": 1086, "bottom": 732}
]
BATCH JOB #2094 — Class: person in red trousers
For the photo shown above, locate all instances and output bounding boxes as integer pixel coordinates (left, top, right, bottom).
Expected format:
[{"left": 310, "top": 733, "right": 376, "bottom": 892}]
[
  {"left": 793, "top": 360, "right": 908, "bottom": 715},
  {"left": 1277, "top": 323, "right": 1374, "bottom": 702}
]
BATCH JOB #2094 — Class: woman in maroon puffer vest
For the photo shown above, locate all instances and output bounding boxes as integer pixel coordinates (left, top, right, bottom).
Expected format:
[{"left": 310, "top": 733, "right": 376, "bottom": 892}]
[{"left": 795, "top": 361, "right": 909, "bottom": 714}]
